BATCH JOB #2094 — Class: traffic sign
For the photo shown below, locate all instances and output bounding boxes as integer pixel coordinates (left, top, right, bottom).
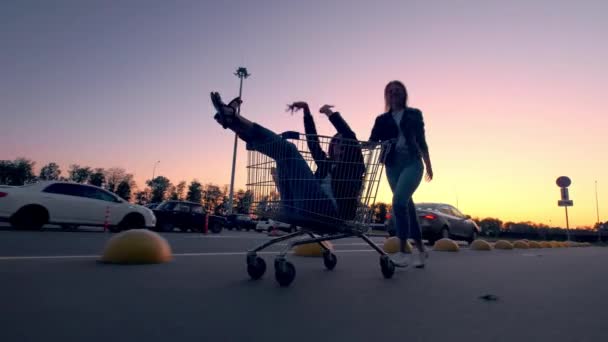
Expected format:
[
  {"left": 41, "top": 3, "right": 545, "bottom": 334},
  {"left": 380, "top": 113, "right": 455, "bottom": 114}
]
[
  {"left": 558, "top": 200, "right": 573, "bottom": 207},
  {"left": 560, "top": 187, "right": 570, "bottom": 200},
  {"left": 556, "top": 176, "right": 571, "bottom": 188}
]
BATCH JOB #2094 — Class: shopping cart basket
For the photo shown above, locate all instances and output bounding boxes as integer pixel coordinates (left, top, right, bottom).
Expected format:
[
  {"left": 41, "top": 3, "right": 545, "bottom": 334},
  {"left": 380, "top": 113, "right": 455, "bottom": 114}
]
[{"left": 244, "top": 131, "right": 396, "bottom": 287}]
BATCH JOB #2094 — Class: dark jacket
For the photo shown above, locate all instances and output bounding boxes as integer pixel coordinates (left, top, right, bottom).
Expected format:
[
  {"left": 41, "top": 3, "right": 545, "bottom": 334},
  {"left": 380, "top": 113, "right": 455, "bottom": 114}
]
[
  {"left": 303, "top": 109, "right": 365, "bottom": 221},
  {"left": 368, "top": 107, "right": 429, "bottom": 167}
]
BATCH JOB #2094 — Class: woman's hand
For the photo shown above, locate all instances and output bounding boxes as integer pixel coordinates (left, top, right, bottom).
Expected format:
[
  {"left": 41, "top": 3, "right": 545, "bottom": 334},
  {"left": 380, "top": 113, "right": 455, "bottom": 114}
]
[
  {"left": 319, "top": 104, "right": 335, "bottom": 117},
  {"left": 286, "top": 101, "right": 309, "bottom": 114},
  {"left": 425, "top": 167, "right": 433, "bottom": 182}
]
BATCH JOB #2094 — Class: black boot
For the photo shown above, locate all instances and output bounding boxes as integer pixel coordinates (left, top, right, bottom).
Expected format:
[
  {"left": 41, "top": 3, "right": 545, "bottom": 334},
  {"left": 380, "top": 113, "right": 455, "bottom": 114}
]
[{"left": 210, "top": 92, "right": 242, "bottom": 129}]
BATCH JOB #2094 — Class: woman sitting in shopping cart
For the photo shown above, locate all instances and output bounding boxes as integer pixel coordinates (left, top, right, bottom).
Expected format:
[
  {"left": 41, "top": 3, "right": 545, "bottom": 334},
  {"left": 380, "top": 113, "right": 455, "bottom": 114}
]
[{"left": 210, "top": 92, "right": 365, "bottom": 229}]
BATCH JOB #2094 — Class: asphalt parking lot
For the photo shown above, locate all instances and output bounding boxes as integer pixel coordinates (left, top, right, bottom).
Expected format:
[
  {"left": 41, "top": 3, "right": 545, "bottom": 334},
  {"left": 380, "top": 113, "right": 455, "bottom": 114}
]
[{"left": 0, "top": 227, "right": 606, "bottom": 342}]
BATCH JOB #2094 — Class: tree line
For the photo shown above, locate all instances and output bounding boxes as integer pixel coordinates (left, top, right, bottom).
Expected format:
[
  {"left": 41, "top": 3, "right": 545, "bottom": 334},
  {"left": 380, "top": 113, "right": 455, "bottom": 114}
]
[
  {"left": 2, "top": 158, "right": 605, "bottom": 230},
  {"left": 0, "top": 158, "right": 253, "bottom": 214}
]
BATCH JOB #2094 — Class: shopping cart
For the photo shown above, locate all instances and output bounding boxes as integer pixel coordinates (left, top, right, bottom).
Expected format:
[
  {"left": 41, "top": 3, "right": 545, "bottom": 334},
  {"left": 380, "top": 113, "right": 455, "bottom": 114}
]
[{"left": 244, "top": 131, "right": 397, "bottom": 287}]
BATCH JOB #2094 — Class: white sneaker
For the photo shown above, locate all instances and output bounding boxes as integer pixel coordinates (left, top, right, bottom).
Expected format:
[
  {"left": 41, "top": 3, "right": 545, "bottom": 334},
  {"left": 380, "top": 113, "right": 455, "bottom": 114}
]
[
  {"left": 414, "top": 251, "right": 428, "bottom": 269},
  {"left": 391, "top": 252, "right": 410, "bottom": 268}
]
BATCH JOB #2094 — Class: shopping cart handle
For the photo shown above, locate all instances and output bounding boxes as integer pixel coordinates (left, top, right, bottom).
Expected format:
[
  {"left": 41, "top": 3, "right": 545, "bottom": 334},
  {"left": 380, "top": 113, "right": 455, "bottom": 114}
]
[{"left": 280, "top": 131, "right": 301, "bottom": 140}]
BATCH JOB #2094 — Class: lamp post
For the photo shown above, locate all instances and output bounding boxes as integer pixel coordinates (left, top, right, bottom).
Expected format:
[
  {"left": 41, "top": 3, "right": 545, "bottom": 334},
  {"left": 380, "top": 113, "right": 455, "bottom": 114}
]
[
  {"left": 152, "top": 160, "right": 160, "bottom": 180},
  {"left": 596, "top": 180, "right": 601, "bottom": 242},
  {"left": 226, "top": 67, "right": 251, "bottom": 215}
]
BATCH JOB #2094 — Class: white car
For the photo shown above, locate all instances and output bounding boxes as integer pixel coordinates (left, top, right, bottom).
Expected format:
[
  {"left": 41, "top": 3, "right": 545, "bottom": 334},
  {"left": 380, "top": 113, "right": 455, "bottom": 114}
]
[
  {"left": 255, "top": 218, "right": 295, "bottom": 233},
  {"left": 0, "top": 181, "right": 156, "bottom": 232}
]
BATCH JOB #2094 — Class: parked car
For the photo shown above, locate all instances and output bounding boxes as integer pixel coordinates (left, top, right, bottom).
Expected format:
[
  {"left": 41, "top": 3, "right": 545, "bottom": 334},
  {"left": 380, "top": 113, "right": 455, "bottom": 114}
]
[
  {"left": 152, "top": 200, "right": 224, "bottom": 233},
  {"left": 224, "top": 214, "right": 257, "bottom": 231},
  {"left": 145, "top": 203, "right": 160, "bottom": 210},
  {"left": 0, "top": 181, "right": 155, "bottom": 232},
  {"left": 387, "top": 203, "right": 481, "bottom": 244},
  {"left": 419, "top": 203, "right": 480, "bottom": 244},
  {"left": 255, "top": 218, "right": 296, "bottom": 233}
]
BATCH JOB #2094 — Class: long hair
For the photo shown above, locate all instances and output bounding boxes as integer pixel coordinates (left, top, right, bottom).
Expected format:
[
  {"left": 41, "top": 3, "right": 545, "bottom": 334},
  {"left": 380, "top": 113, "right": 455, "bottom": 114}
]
[
  {"left": 328, "top": 133, "right": 342, "bottom": 160},
  {"left": 328, "top": 133, "right": 360, "bottom": 159},
  {"left": 384, "top": 80, "right": 408, "bottom": 112}
]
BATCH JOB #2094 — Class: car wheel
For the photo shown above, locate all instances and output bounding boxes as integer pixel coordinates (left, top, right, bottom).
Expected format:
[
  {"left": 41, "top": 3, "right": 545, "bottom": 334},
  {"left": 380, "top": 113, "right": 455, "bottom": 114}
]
[
  {"left": 210, "top": 221, "right": 222, "bottom": 234},
  {"left": 10, "top": 205, "right": 48, "bottom": 231},
  {"left": 118, "top": 213, "right": 145, "bottom": 231},
  {"left": 61, "top": 224, "right": 79, "bottom": 231},
  {"left": 108, "top": 225, "right": 121, "bottom": 233},
  {"left": 160, "top": 223, "right": 174, "bottom": 233},
  {"left": 468, "top": 230, "right": 479, "bottom": 245},
  {"left": 441, "top": 227, "right": 450, "bottom": 239}
]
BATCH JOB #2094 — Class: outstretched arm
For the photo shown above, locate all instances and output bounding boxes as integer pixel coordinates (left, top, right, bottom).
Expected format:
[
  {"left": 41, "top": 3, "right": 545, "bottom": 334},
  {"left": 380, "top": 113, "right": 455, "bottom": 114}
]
[
  {"left": 303, "top": 106, "right": 328, "bottom": 162},
  {"left": 287, "top": 101, "right": 327, "bottom": 162},
  {"left": 319, "top": 105, "right": 356, "bottom": 140}
]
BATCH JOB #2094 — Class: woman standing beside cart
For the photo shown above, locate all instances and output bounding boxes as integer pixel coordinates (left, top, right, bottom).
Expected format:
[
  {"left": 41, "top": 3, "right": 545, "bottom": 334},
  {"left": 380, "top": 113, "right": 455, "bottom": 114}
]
[{"left": 369, "top": 81, "right": 434, "bottom": 268}]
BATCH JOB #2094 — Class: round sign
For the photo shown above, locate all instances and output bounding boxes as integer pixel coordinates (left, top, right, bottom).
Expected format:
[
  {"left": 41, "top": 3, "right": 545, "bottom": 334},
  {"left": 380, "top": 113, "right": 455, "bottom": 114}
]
[{"left": 556, "top": 176, "right": 571, "bottom": 187}]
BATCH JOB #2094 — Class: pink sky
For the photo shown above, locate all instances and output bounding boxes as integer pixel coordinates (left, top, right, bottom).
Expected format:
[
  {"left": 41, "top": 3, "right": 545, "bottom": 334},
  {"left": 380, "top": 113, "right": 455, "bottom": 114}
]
[{"left": 1, "top": 1, "right": 606, "bottom": 227}]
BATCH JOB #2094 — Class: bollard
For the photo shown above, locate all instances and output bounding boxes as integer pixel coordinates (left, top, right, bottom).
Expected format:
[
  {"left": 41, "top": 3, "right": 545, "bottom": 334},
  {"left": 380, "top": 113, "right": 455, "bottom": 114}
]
[
  {"left": 204, "top": 214, "right": 209, "bottom": 234},
  {"left": 103, "top": 206, "right": 110, "bottom": 232}
]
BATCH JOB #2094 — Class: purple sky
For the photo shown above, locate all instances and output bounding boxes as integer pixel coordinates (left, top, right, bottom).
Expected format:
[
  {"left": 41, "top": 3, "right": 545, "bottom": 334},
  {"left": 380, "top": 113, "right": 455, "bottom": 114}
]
[{"left": 1, "top": 0, "right": 607, "bottom": 226}]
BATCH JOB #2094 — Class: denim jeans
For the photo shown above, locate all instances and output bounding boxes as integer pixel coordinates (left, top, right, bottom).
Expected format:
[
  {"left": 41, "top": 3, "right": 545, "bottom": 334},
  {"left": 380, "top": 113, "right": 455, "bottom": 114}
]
[
  {"left": 244, "top": 123, "right": 338, "bottom": 226},
  {"left": 386, "top": 151, "right": 424, "bottom": 242}
]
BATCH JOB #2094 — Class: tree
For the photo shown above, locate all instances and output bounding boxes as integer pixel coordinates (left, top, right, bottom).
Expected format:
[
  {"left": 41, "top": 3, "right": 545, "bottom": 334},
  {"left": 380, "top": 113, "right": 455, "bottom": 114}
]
[
  {"left": 146, "top": 176, "right": 172, "bottom": 203},
  {"left": 68, "top": 164, "right": 92, "bottom": 183},
  {"left": 202, "top": 183, "right": 222, "bottom": 211},
  {"left": 255, "top": 196, "right": 270, "bottom": 219},
  {"left": 105, "top": 167, "right": 127, "bottom": 193},
  {"left": 89, "top": 168, "right": 106, "bottom": 187},
  {"left": 480, "top": 218, "right": 503, "bottom": 237},
  {"left": 372, "top": 203, "right": 389, "bottom": 223},
  {"left": 0, "top": 158, "right": 36, "bottom": 185},
  {"left": 134, "top": 189, "right": 151, "bottom": 205},
  {"left": 115, "top": 180, "right": 132, "bottom": 201},
  {"left": 39, "top": 162, "right": 61, "bottom": 181},
  {"left": 175, "top": 181, "right": 187, "bottom": 201},
  {"left": 235, "top": 189, "right": 254, "bottom": 214},
  {"left": 0, "top": 160, "right": 11, "bottom": 184},
  {"left": 167, "top": 184, "right": 177, "bottom": 200},
  {"left": 187, "top": 180, "right": 203, "bottom": 204}
]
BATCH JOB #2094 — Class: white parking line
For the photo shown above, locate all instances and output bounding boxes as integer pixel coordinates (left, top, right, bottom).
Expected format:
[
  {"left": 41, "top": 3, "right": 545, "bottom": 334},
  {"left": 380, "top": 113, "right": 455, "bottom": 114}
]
[
  {"left": 0, "top": 255, "right": 100, "bottom": 261},
  {"left": 184, "top": 235, "right": 268, "bottom": 239},
  {"left": 0, "top": 249, "right": 378, "bottom": 261},
  {"left": 184, "top": 236, "right": 386, "bottom": 246}
]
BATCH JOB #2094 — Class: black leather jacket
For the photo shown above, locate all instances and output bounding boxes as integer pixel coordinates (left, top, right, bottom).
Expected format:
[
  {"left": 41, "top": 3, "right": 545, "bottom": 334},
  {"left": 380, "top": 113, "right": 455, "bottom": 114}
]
[
  {"left": 368, "top": 107, "right": 429, "bottom": 167},
  {"left": 303, "top": 109, "right": 365, "bottom": 221}
]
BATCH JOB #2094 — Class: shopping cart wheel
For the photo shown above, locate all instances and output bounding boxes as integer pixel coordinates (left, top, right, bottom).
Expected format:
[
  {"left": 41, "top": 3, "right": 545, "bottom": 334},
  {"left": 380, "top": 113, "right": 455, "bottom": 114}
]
[
  {"left": 247, "top": 256, "right": 266, "bottom": 280},
  {"left": 380, "top": 255, "right": 395, "bottom": 279},
  {"left": 274, "top": 259, "right": 296, "bottom": 287},
  {"left": 323, "top": 251, "right": 338, "bottom": 270}
]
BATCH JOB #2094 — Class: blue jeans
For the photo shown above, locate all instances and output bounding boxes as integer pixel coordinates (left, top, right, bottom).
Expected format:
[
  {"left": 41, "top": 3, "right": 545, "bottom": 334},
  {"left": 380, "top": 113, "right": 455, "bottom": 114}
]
[
  {"left": 386, "top": 152, "right": 424, "bottom": 243},
  {"left": 244, "top": 123, "right": 339, "bottom": 227}
]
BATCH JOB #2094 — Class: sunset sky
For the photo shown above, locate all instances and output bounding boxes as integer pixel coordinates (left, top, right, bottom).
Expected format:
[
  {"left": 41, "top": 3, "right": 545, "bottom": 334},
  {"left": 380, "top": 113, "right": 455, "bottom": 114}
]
[{"left": 1, "top": 0, "right": 606, "bottom": 227}]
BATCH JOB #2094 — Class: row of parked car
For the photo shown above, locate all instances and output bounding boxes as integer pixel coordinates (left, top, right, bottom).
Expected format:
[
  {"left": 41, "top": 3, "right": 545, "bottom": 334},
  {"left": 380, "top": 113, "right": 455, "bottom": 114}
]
[
  {"left": 0, "top": 180, "right": 296, "bottom": 234},
  {"left": 0, "top": 181, "right": 481, "bottom": 242}
]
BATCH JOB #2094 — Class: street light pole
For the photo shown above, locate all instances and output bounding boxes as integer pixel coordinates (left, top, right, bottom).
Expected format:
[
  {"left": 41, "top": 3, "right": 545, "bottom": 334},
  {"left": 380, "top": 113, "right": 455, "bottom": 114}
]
[
  {"left": 152, "top": 160, "right": 160, "bottom": 180},
  {"left": 226, "top": 67, "right": 250, "bottom": 215},
  {"left": 596, "top": 180, "right": 601, "bottom": 242}
]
